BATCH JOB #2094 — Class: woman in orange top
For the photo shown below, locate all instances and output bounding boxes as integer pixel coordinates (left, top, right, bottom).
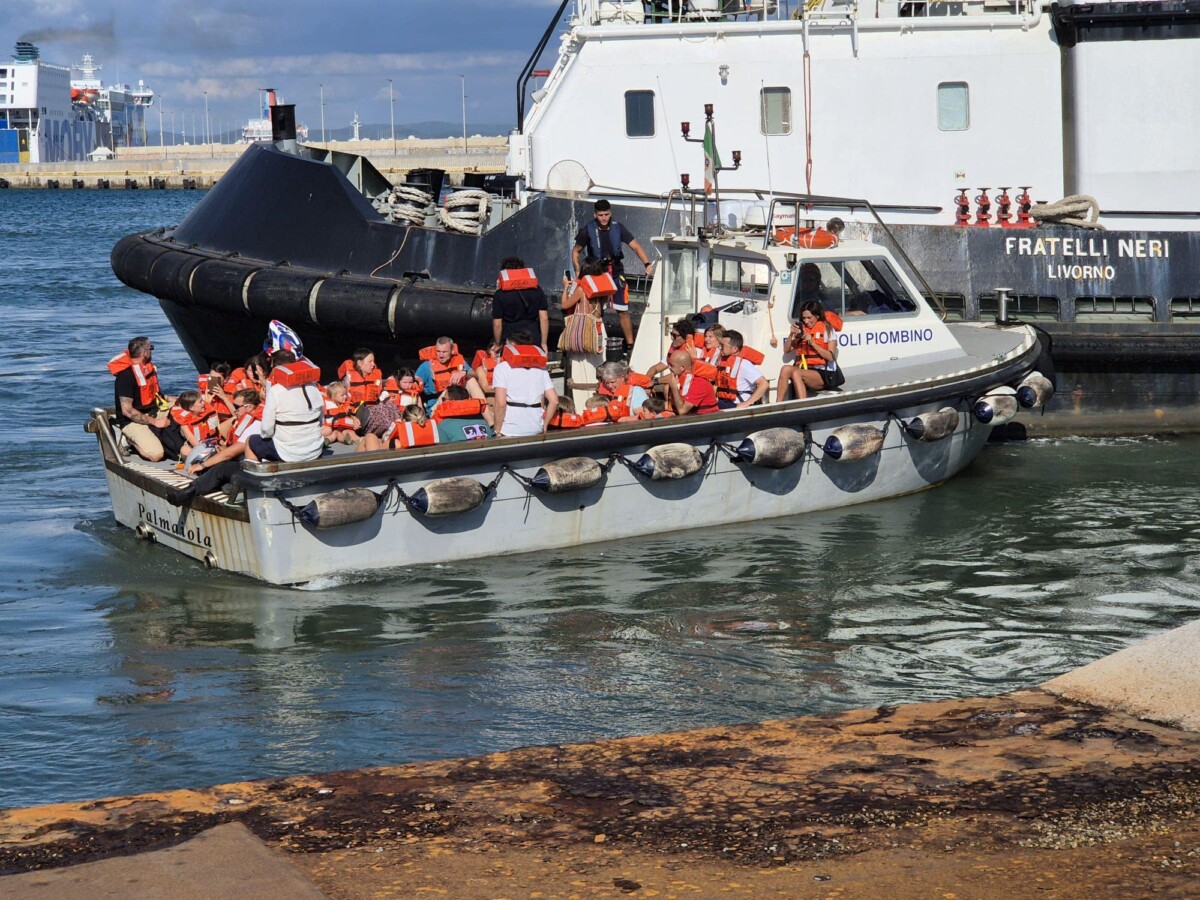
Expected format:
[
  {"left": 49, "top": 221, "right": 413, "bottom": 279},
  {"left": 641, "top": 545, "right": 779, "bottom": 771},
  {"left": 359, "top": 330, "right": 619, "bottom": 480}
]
[{"left": 776, "top": 300, "right": 841, "bottom": 402}]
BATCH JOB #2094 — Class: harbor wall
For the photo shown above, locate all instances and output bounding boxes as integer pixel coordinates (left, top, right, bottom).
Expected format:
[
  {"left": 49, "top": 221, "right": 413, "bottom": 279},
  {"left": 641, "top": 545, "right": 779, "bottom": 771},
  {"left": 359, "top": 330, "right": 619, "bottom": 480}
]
[{"left": 0, "top": 136, "right": 507, "bottom": 189}]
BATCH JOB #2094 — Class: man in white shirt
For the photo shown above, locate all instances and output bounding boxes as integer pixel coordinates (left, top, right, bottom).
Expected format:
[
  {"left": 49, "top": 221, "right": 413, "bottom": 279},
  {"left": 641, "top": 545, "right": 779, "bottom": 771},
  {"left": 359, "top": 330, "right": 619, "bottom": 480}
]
[
  {"left": 492, "top": 332, "right": 558, "bottom": 438},
  {"left": 717, "top": 330, "right": 769, "bottom": 410},
  {"left": 246, "top": 350, "right": 325, "bottom": 463}
]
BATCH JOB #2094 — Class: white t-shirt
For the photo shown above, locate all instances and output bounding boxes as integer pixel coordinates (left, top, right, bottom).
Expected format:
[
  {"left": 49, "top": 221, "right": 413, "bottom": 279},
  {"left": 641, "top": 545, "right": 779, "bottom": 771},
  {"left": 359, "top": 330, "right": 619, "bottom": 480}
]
[
  {"left": 260, "top": 382, "right": 325, "bottom": 462},
  {"left": 727, "top": 357, "right": 765, "bottom": 402},
  {"left": 492, "top": 361, "right": 552, "bottom": 437}
]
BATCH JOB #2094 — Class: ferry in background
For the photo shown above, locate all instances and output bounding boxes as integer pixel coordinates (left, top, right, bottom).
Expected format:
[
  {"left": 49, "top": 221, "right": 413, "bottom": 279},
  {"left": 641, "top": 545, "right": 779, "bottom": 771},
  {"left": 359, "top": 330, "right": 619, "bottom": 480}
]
[
  {"left": 0, "top": 42, "right": 152, "bottom": 163},
  {"left": 111, "top": 0, "right": 1200, "bottom": 435},
  {"left": 242, "top": 89, "right": 308, "bottom": 143}
]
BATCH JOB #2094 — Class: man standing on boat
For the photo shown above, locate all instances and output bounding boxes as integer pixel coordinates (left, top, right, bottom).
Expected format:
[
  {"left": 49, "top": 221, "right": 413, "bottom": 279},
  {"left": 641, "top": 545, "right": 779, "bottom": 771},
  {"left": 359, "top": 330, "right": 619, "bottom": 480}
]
[
  {"left": 493, "top": 257, "right": 550, "bottom": 350},
  {"left": 572, "top": 199, "right": 655, "bottom": 355}
]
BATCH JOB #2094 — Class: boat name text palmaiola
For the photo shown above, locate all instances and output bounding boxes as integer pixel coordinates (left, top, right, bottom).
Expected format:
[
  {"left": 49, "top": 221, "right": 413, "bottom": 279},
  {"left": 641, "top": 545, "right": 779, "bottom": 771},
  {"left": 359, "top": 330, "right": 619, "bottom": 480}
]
[{"left": 138, "top": 502, "right": 214, "bottom": 548}]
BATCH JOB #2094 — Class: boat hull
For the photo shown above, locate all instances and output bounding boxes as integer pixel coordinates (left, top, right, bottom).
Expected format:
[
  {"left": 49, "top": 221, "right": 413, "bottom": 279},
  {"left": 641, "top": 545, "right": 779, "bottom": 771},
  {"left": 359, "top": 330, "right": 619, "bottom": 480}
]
[{"left": 92, "top": 324, "right": 1039, "bottom": 585}]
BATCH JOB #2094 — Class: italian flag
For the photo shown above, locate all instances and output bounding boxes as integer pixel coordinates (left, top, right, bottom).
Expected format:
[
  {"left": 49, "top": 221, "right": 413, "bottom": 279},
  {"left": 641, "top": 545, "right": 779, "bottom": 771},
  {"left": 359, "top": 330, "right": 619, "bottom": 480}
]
[{"left": 703, "top": 120, "right": 722, "bottom": 193}]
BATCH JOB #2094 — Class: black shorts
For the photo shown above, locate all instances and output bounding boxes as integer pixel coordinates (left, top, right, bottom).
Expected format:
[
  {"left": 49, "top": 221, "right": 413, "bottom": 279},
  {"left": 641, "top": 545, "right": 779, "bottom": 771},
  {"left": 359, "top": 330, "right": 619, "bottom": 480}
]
[{"left": 248, "top": 434, "right": 283, "bottom": 462}]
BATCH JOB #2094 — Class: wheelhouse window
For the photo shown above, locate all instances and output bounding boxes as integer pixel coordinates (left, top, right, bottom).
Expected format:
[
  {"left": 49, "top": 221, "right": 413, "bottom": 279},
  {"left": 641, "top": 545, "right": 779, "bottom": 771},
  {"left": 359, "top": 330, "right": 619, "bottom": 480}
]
[
  {"left": 709, "top": 256, "right": 770, "bottom": 298},
  {"left": 663, "top": 246, "right": 698, "bottom": 315},
  {"left": 791, "top": 258, "right": 917, "bottom": 320},
  {"left": 625, "top": 90, "right": 655, "bottom": 137},
  {"left": 937, "top": 82, "right": 969, "bottom": 131},
  {"left": 760, "top": 87, "right": 791, "bottom": 135}
]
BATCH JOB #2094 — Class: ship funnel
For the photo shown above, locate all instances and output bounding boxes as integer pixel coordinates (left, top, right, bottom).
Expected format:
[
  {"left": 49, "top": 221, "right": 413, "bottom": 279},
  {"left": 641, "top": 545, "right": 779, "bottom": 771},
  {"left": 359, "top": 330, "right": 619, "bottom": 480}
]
[{"left": 271, "top": 103, "right": 298, "bottom": 151}]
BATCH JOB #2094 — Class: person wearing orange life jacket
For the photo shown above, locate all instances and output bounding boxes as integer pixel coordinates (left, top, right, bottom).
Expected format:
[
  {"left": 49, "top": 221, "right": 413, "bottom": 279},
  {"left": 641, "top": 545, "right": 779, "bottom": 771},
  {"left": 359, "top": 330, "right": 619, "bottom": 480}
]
[
  {"left": 415, "top": 337, "right": 485, "bottom": 412},
  {"left": 108, "top": 335, "right": 186, "bottom": 462},
  {"left": 664, "top": 350, "right": 720, "bottom": 415},
  {"left": 472, "top": 343, "right": 502, "bottom": 394},
  {"left": 776, "top": 300, "right": 843, "bottom": 402},
  {"left": 246, "top": 349, "right": 325, "bottom": 463},
  {"left": 646, "top": 318, "right": 700, "bottom": 381},
  {"left": 431, "top": 384, "right": 494, "bottom": 442},
  {"left": 321, "top": 381, "right": 361, "bottom": 446},
  {"left": 716, "top": 330, "right": 770, "bottom": 410},
  {"left": 493, "top": 332, "right": 558, "bottom": 438},
  {"left": 338, "top": 348, "right": 385, "bottom": 406},
  {"left": 572, "top": 198, "right": 655, "bottom": 353},
  {"left": 596, "top": 361, "right": 649, "bottom": 421},
  {"left": 637, "top": 396, "right": 676, "bottom": 420},
  {"left": 166, "top": 388, "right": 263, "bottom": 507},
  {"left": 357, "top": 403, "right": 441, "bottom": 452},
  {"left": 383, "top": 368, "right": 423, "bottom": 408},
  {"left": 170, "top": 389, "right": 222, "bottom": 455},
  {"left": 493, "top": 257, "right": 549, "bottom": 349}
]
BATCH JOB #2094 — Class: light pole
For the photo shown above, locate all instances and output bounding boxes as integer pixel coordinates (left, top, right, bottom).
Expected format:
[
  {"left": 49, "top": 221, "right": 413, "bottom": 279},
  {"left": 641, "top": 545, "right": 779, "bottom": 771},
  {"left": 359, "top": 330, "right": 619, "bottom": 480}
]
[
  {"left": 459, "top": 74, "right": 467, "bottom": 154},
  {"left": 158, "top": 96, "right": 165, "bottom": 159},
  {"left": 204, "top": 90, "right": 212, "bottom": 157},
  {"left": 387, "top": 78, "right": 395, "bottom": 156},
  {"left": 169, "top": 111, "right": 175, "bottom": 146},
  {"left": 319, "top": 83, "right": 326, "bottom": 144}
]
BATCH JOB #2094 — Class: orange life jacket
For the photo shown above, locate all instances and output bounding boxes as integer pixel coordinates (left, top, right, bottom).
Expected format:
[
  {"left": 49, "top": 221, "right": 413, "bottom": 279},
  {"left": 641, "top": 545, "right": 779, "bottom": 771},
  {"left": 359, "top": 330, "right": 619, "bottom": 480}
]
[
  {"left": 501, "top": 342, "right": 548, "bottom": 369},
  {"left": 324, "top": 398, "right": 359, "bottom": 432},
  {"left": 196, "top": 374, "right": 235, "bottom": 418},
  {"left": 793, "top": 323, "right": 838, "bottom": 369},
  {"left": 471, "top": 350, "right": 498, "bottom": 389},
  {"left": 692, "top": 359, "right": 719, "bottom": 382},
  {"left": 710, "top": 355, "right": 758, "bottom": 405},
  {"left": 171, "top": 404, "right": 220, "bottom": 443},
  {"left": 431, "top": 398, "right": 487, "bottom": 422},
  {"left": 384, "top": 419, "right": 441, "bottom": 449},
  {"left": 579, "top": 272, "right": 618, "bottom": 299},
  {"left": 107, "top": 352, "right": 161, "bottom": 407},
  {"left": 550, "top": 407, "right": 610, "bottom": 429},
  {"left": 269, "top": 358, "right": 321, "bottom": 388},
  {"left": 592, "top": 383, "right": 634, "bottom": 420},
  {"left": 230, "top": 405, "right": 264, "bottom": 444},
  {"left": 496, "top": 268, "right": 539, "bottom": 291},
  {"left": 418, "top": 345, "right": 469, "bottom": 393},
  {"left": 337, "top": 359, "right": 383, "bottom": 403},
  {"left": 383, "top": 375, "right": 423, "bottom": 408},
  {"left": 637, "top": 407, "right": 676, "bottom": 420}
]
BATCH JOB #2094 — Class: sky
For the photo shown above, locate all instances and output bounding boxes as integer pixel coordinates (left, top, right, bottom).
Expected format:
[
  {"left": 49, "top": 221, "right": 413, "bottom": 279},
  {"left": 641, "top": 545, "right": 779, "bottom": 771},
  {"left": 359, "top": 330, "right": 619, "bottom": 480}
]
[{"left": 4, "top": 0, "right": 566, "bottom": 136}]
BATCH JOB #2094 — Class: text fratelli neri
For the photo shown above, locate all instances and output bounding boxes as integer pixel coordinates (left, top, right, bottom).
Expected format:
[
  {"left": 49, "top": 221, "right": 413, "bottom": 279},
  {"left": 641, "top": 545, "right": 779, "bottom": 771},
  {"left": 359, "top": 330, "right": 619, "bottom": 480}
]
[{"left": 1004, "top": 236, "right": 1169, "bottom": 282}]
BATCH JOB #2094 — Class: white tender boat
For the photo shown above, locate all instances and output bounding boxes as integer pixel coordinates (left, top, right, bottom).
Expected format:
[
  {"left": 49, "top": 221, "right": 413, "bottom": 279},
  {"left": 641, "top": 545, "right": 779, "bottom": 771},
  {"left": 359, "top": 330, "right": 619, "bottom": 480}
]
[{"left": 91, "top": 196, "right": 1051, "bottom": 585}]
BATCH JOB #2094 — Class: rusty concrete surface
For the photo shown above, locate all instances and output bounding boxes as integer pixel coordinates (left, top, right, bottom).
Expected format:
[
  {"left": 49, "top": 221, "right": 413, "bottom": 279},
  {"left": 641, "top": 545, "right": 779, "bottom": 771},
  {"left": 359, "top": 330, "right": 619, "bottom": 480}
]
[{"left": 2, "top": 688, "right": 1199, "bottom": 896}]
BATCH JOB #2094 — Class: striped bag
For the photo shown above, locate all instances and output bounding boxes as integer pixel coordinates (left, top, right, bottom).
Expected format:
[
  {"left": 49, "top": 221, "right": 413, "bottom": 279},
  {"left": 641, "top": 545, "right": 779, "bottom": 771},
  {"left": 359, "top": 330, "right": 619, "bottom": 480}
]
[{"left": 557, "top": 310, "right": 605, "bottom": 355}]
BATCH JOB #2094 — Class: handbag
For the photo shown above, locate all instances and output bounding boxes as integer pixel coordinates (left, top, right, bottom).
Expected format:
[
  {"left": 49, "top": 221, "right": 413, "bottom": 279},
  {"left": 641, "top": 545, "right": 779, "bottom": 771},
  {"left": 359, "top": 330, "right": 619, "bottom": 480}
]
[
  {"left": 824, "top": 365, "right": 846, "bottom": 389},
  {"left": 557, "top": 310, "right": 605, "bottom": 355}
]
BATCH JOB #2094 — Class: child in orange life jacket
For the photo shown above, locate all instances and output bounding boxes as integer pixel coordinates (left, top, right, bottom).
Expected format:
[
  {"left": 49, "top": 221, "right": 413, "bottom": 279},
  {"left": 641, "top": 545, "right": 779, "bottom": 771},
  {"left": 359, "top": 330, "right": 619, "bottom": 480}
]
[
  {"left": 384, "top": 368, "right": 422, "bottom": 409},
  {"left": 322, "top": 381, "right": 361, "bottom": 446},
  {"left": 637, "top": 396, "right": 676, "bottom": 421},
  {"left": 359, "top": 403, "right": 440, "bottom": 452},
  {"left": 170, "top": 389, "right": 221, "bottom": 459}
]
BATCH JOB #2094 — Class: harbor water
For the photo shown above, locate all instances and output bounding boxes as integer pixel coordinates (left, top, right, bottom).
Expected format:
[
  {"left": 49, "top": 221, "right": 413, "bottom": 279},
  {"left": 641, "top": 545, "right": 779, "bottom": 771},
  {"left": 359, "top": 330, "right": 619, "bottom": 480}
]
[{"left": 1, "top": 190, "right": 1199, "bottom": 810}]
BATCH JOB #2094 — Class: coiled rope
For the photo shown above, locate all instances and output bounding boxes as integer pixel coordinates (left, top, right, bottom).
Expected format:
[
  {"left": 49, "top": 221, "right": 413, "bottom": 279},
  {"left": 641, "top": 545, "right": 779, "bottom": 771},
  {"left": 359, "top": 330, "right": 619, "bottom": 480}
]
[{"left": 1030, "top": 195, "right": 1104, "bottom": 230}]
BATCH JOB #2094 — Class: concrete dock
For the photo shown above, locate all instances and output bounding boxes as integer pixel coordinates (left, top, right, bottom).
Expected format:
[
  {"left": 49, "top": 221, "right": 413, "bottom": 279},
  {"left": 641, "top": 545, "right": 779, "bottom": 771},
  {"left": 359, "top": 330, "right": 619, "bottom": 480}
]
[
  {"left": 3, "top": 621, "right": 1200, "bottom": 898},
  {"left": 0, "top": 137, "right": 507, "bottom": 189}
]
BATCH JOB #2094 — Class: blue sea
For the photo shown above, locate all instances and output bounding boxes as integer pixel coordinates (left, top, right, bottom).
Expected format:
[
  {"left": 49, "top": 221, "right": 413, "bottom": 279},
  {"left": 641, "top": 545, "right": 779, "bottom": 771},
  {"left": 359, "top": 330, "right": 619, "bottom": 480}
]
[{"left": 1, "top": 189, "right": 1199, "bottom": 810}]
